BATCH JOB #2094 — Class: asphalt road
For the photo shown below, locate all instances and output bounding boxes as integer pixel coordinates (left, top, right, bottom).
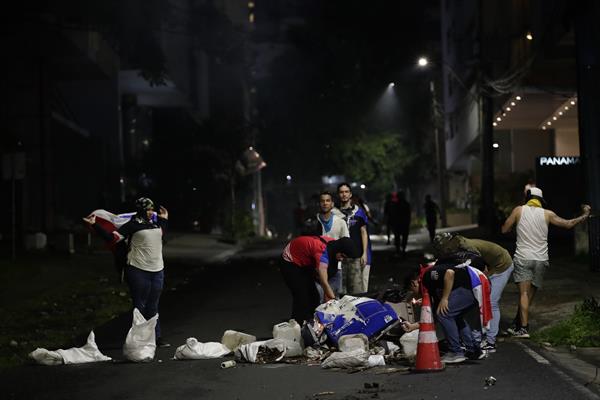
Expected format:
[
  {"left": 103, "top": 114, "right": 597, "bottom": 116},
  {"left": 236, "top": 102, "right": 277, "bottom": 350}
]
[{"left": 2, "top": 238, "right": 598, "bottom": 400}]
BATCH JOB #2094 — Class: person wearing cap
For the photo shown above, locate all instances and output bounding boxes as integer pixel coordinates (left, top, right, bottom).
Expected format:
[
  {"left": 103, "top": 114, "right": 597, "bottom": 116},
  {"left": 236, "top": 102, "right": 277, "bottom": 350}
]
[
  {"left": 280, "top": 235, "right": 359, "bottom": 324},
  {"left": 83, "top": 197, "right": 170, "bottom": 347},
  {"left": 502, "top": 187, "right": 591, "bottom": 338}
]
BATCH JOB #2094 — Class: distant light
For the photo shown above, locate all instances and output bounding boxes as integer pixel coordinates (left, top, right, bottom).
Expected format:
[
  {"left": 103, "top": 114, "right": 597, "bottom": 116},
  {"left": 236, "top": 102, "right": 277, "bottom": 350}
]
[
  {"left": 510, "top": 102, "right": 516, "bottom": 106},
  {"left": 130, "top": 129, "right": 135, "bottom": 134},
  {"left": 251, "top": 202, "right": 256, "bottom": 210},
  {"left": 389, "top": 82, "right": 395, "bottom": 88},
  {"left": 193, "top": 220, "right": 199, "bottom": 227},
  {"left": 516, "top": 96, "right": 522, "bottom": 101},
  {"left": 558, "top": 111, "right": 563, "bottom": 115},
  {"left": 119, "top": 177, "right": 124, "bottom": 184},
  {"left": 502, "top": 113, "right": 506, "bottom": 117},
  {"left": 542, "top": 126, "right": 547, "bottom": 130},
  {"left": 570, "top": 100, "right": 576, "bottom": 105},
  {"left": 496, "top": 117, "right": 502, "bottom": 121},
  {"left": 142, "top": 139, "right": 149, "bottom": 146},
  {"left": 286, "top": 175, "right": 292, "bottom": 181},
  {"left": 417, "top": 57, "right": 429, "bottom": 67},
  {"left": 192, "top": 187, "right": 197, "bottom": 191},
  {"left": 493, "top": 122, "right": 498, "bottom": 127},
  {"left": 351, "top": 182, "right": 358, "bottom": 187},
  {"left": 564, "top": 106, "right": 569, "bottom": 110},
  {"left": 249, "top": 146, "right": 254, "bottom": 150},
  {"left": 552, "top": 116, "right": 557, "bottom": 121},
  {"left": 492, "top": 143, "right": 499, "bottom": 149},
  {"left": 506, "top": 107, "right": 511, "bottom": 111},
  {"left": 249, "top": 13, "right": 255, "bottom": 23},
  {"left": 360, "top": 184, "right": 366, "bottom": 189},
  {"left": 248, "top": 1, "right": 255, "bottom": 8},
  {"left": 547, "top": 121, "right": 552, "bottom": 125},
  {"left": 526, "top": 32, "right": 533, "bottom": 41}
]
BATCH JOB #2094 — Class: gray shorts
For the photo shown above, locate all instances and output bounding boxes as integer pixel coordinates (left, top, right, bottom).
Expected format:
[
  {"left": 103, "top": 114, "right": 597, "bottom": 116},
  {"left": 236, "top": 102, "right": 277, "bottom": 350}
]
[{"left": 513, "top": 258, "right": 549, "bottom": 288}]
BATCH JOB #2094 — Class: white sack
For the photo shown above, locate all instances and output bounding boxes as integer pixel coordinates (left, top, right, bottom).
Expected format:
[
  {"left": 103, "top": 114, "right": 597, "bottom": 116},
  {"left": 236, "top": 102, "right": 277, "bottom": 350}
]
[
  {"left": 367, "top": 354, "right": 386, "bottom": 367},
  {"left": 57, "top": 331, "right": 111, "bottom": 364},
  {"left": 123, "top": 308, "right": 157, "bottom": 362},
  {"left": 29, "top": 331, "right": 111, "bottom": 365},
  {"left": 338, "top": 334, "right": 369, "bottom": 352},
  {"left": 174, "top": 338, "right": 231, "bottom": 360},
  {"left": 321, "top": 348, "right": 369, "bottom": 369},
  {"left": 399, "top": 329, "right": 419, "bottom": 357},
  {"left": 235, "top": 339, "right": 286, "bottom": 363},
  {"left": 29, "top": 348, "right": 63, "bottom": 366}
]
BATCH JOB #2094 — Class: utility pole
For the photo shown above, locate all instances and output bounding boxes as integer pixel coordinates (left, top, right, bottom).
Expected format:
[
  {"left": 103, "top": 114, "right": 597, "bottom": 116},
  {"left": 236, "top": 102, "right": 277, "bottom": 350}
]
[
  {"left": 430, "top": 81, "right": 447, "bottom": 227},
  {"left": 575, "top": 0, "right": 600, "bottom": 271}
]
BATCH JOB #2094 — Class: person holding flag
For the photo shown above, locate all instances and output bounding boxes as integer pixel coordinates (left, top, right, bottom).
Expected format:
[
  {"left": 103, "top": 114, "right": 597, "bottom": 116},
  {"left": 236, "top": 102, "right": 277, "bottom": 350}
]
[{"left": 83, "top": 197, "right": 170, "bottom": 347}]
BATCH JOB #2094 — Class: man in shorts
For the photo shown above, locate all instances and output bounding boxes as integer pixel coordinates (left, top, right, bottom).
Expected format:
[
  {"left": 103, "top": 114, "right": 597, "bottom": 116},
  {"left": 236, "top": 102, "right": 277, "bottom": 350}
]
[{"left": 502, "top": 187, "right": 590, "bottom": 338}]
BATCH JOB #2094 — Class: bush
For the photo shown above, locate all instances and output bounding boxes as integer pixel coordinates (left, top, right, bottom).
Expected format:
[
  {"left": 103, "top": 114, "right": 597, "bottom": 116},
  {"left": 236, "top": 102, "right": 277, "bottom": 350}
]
[{"left": 532, "top": 297, "right": 600, "bottom": 347}]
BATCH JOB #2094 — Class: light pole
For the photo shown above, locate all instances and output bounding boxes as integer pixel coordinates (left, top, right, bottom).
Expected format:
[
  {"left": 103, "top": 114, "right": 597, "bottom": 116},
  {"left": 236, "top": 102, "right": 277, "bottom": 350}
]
[{"left": 418, "top": 57, "right": 448, "bottom": 227}]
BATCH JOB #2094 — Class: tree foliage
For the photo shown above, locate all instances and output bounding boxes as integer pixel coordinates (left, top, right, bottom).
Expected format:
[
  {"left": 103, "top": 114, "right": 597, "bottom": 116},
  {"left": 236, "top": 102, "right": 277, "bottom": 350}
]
[{"left": 335, "top": 131, "right": 415, "bottom": 194}]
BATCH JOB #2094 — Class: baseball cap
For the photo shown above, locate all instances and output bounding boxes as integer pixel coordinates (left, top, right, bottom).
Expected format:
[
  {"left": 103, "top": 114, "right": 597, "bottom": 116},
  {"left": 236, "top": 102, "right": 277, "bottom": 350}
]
[{"left": 529, "top": 187, "right": 543, "bottom": 198}]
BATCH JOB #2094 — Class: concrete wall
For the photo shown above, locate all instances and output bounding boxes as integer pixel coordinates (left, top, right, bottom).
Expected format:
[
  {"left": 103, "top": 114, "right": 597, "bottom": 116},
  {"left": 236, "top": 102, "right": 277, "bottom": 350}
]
[{"left": 554, "top": 128, "right": 580, "bottom": 156}]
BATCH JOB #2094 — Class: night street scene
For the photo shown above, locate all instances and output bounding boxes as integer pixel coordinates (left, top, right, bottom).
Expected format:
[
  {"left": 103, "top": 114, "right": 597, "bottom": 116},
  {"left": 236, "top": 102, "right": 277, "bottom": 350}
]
[{"left": 2, "top": 1, "right": 600, "bottom": 399}]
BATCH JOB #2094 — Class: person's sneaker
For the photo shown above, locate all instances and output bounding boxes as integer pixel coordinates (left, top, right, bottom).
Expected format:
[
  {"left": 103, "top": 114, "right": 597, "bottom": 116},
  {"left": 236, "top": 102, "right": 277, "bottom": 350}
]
[
  {"left": 156, "top": 338, "right": 171, "bottom": 348},
  {"left": 481, "top": 342, "right": 497, "bottom": 353},
  {"left": 441, "top": 352, "right": 467, "bottom": 364},
  {"left": 465, "top": 348, "right": 487, "bottom": 360},
  {"left": 511, "top": 327, "right": 530, "bottom": 338}
]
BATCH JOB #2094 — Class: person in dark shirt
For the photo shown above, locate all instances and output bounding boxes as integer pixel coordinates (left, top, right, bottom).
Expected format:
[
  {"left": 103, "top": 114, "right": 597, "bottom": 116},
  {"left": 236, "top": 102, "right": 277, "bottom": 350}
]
[
  {"left": 404, "top": 257, "right": 487, "bottom": 364},
  {"left": 424, "top": 194, "right": 440, "bottom": 243}
]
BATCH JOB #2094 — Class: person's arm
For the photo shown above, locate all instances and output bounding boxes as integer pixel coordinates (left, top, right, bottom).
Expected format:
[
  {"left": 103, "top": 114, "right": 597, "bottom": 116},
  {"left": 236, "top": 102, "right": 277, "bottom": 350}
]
[
  {"left": 546, "top": 205, "right": 591, "bottom": 229},
  {"left": 157, "top": 206, "right": 169, "bottom": 232},
  {"left": 436, "top": 269, "right": 455, "bottom": 315},
  {"left": 501, "top": 206, "right": 521, "bottom": 234},
  {"left": 317, "top": 263, "right": 336, "bottom": 301},
  {"left": 360, "top": 225, "right": 368, "bottom": 266},
  {"left": 402, "top": 321, "right": 420, "bottom": 332},
  {"left": 83, "top": 214, "right": 122, "bottom": 243}
]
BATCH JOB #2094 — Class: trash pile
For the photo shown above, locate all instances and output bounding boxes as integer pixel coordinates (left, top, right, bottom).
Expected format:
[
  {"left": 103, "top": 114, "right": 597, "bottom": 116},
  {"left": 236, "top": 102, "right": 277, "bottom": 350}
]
[{"left": 29, "top": 295, "right": 419, "bottom": 371}]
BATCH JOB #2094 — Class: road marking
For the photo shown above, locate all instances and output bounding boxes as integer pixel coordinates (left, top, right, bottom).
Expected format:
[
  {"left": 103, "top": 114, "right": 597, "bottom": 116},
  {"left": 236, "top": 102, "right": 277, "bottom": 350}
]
[
  {"left": 516, "top": 342, "right": 600, "bottom": 400},
  {"left": 516, "top": 342, "right": 550, "bottom": 364}
]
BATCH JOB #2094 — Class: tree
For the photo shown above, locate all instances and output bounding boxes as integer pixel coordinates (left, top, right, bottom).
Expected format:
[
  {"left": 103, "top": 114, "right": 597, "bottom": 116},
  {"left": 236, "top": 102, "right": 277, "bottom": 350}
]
[{"left": 334, "top": 131, "right": 415, "bottom": 194}]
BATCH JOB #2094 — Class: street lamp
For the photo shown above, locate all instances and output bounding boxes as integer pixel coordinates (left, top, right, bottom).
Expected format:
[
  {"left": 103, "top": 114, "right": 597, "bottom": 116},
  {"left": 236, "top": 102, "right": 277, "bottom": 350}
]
[{"left": 417, "top": 57, "right": 448, "bottom": 227}]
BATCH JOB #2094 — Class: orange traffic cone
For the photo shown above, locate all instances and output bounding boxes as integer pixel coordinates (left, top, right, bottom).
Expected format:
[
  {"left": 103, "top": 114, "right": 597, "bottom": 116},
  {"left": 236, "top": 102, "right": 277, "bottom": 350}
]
[{"left": 414, "top": 288, "right": 444, "bottom": 372}]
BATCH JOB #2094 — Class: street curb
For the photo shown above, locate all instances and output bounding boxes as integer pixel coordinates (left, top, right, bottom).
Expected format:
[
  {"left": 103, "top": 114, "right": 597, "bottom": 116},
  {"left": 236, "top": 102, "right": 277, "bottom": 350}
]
[{"left": 517, "top": 341, "right": 600, "bottom": 399}]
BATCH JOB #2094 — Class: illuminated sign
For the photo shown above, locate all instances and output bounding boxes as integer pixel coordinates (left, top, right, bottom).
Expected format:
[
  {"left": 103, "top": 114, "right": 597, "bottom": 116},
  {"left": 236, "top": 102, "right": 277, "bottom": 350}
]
[{"left": 538, "top": 156, "right": 580, "bottom": 166}]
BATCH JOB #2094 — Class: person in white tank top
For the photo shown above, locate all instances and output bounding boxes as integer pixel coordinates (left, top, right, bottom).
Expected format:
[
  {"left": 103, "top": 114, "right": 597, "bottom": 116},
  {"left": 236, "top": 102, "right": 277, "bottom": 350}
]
[{"left": 501, "top": 187, "right": 591, "bottom": 338}]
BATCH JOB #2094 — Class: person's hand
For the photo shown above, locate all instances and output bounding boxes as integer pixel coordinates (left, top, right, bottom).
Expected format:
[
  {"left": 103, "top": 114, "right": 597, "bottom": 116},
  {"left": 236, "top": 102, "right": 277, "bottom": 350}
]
[
  {"left": 402, "top": 321, "right": 419, "bottom": 332},
  {"left": 158, "top": 206, "right": 168, "bottom": 220},
  {"left": 324, "top": 293, "right": 335, "bottom": 302},
  {"left": 82, "top": 214, "right": 96, "bottom": 225},
  {"left": 582, "top": 204, "right": 591, "bottom": 216},
  {"left": 360, "top": 253, "right": 367, "bottom": 267},
  {"left": 436, "top": 298, "right": 449, "bottom": 316}
]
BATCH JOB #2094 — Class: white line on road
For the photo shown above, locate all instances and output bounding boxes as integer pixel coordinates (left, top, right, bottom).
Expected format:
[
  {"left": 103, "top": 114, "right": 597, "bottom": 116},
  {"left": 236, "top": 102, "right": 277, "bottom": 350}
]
[{"left": 516, "top": 342, "right": 600, "bottom": 400}]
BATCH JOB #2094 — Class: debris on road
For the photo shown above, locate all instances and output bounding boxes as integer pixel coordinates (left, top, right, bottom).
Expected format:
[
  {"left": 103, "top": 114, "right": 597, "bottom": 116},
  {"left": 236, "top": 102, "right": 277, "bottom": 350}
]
[
  {"left": 484, "top": 376, "right": 497, "bottom": 387},
  {"left": 29, "top": 331, "right": 111, "bottom": 365},
  {"left": 220, "top": 360, "right": 236, "bottom": 369},
  {"left": 235, "top": 339, "right": 286, "bottom": 363},
  {"left": 221, "top": 330, "right": 257, "bottom": 352},
  {"left": 123, "top": 309, "right": 158, "bottom": 363},
  {"left": 174, "top": 338, "right": 231, "bottom": 360}
]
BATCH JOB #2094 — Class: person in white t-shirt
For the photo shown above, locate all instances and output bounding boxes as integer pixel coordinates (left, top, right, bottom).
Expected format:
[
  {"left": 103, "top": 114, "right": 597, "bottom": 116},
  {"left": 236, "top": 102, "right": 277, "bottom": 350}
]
[
  {"left": 316, "top": 191, "right": 350, "bottom": 298},
  {"left": 502, "top": 187, "right": 590, "bottom": 338}
]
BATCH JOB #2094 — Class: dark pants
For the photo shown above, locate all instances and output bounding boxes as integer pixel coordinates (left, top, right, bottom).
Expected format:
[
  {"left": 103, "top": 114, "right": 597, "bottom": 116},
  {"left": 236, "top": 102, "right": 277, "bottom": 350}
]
[
  {"left": 392, "top": 224, "right": 409, "bottom": 254},
  {"left": 426, "top": 218, "right": 436, "bottom": 242},
  {"left": 280, "top": 260, "right": 320, "bottom": 324},
  {"left": 125, "top": 265, "right": 164, "bottom": 339}
]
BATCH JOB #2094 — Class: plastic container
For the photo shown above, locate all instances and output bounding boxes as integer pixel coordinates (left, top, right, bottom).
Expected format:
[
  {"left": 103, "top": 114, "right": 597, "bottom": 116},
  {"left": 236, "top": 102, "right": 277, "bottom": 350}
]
[
  {"left": 221, "top": 330, "right": 257, "bottom": 352},
  {"left": 273, "top": 320, "right": 303, "bottom": 357},
  {"left": 338, "top": 334, "right": 369, "bottom": 352}
]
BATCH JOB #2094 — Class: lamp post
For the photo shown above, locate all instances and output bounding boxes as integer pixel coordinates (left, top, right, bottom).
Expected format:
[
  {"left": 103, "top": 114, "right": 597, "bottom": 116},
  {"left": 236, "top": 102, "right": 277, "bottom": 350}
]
[{"left": 418, "top": 57, "right": 448, "bottom": 227}]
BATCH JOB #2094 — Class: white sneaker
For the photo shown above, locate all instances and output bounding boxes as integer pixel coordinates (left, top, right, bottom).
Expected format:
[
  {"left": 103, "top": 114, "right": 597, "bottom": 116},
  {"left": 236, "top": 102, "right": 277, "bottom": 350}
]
[{"left": 441, "top": 352, "right": 467, "bottom": 364}]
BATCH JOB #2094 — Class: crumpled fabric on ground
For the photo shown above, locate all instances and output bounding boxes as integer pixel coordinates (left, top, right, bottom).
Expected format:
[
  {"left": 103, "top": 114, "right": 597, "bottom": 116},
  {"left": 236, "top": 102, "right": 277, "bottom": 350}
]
[
  {"left": 321, "top": 348, "right": 370, "bottom": 369},
  {"left": 29, "top": 331, "right": 111, "bottom": 365},
  {"left": 399, "top": 329, "right": 419, "bottom": 357},
  {"left": 174, "top": 338, "right": 231, "bottom": 360},
  {"left": 235, "top": 339, "right": 286, "bottom": 363}
]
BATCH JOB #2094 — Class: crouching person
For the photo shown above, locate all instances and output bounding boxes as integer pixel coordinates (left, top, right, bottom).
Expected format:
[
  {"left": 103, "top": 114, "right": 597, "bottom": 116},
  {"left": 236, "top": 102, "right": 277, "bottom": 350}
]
[
  {"left": 280, "top": 235, "right": 358, "bottom": 324},
  {"left": 404, "top": 257, "right": 490, "bottom": 364}
]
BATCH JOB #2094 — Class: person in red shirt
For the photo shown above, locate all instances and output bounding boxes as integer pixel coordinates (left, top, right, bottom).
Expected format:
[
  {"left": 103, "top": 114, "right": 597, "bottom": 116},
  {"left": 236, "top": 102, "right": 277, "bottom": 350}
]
[{"left": 281, "top": 235, "right": 358, "bottom": 323}]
